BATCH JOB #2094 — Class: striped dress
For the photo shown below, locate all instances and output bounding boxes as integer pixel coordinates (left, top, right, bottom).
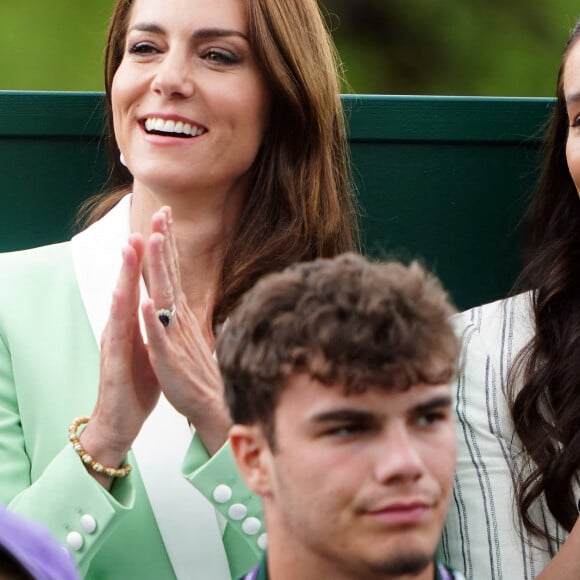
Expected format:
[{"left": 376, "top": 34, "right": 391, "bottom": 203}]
[{"left": 439, "top": 293, "right": 570, "bottom": 579}]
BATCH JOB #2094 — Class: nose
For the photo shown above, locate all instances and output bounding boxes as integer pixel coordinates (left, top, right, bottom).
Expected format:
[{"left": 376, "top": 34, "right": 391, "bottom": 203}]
[
  {"left": 374, "top": 423, "right": 425, "bottom": 484},
  {"left": 151, "top": 50, "right": 195, "bottom": 99}
]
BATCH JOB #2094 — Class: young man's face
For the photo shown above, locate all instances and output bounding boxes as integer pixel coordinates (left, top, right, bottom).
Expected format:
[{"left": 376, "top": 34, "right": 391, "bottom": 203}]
[{"left": 250, "top": 374, "right": 456, "bottom": 578}]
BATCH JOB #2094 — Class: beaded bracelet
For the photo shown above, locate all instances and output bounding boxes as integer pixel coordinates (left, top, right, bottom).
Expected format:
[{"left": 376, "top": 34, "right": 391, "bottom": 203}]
[{"left": 68, "top": 416, "right": 132, "bottom": 478}]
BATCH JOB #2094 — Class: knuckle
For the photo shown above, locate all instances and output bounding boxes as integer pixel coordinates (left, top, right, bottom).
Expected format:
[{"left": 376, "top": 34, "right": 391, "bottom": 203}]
[{"left": 161, "top": 286, "right": 175, "bottom": 303}]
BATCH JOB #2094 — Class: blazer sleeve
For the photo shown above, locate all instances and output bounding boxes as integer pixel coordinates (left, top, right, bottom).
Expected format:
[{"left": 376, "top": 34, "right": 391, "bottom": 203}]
[
  {"left": 438, "top": 300, "right": 552, "bottom": 579},
  {"left": 183, "top": 434, "right": 265, "bottom": 579},
  {"left": 0, "top": 319, "right": 135, "bottom": 576}
]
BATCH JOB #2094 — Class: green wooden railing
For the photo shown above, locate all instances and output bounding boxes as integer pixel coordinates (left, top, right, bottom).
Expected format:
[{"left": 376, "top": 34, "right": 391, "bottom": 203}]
[{"left": 0, "top": 91, "right": 554, "bottom": 310}]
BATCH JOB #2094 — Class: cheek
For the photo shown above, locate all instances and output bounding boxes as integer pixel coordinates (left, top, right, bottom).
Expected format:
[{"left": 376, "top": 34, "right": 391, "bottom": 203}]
[
  {"left": 276, "top": 448, "right": 355, "bottom": 502},
  {"left": 237, "top": 78, "right": 270, "bottom": 137},
  {"left": 110, "top": 74, "right": 127, "bottom": 145},
  {"left": 424, "top": 428, "right": 456, "bottom": 492},
  {"left": 566, "top": 137, "right": 580, "bottom": 192},
  {"left": 110, "top": 65, "right": 140, "bottom": 129}
]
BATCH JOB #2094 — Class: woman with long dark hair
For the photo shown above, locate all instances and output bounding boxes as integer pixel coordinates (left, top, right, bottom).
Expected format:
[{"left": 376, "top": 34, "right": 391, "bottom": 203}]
[{"left": 440, "top": 20, "right": 580, "bottom": 579}]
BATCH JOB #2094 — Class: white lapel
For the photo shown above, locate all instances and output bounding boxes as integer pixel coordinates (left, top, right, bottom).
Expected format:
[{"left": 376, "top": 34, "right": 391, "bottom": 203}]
[
  {"left": 71, "top": 194, "right": 135, "bottom": 346},
  {"left": 70, "top": 195, "right": 230, "bottom": 580}
]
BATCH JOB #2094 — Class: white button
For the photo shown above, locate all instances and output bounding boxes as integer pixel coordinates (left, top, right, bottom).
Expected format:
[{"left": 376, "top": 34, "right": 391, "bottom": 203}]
[
  {"left": 228, "top": 503, "right": 247, "bottom": 520},
  {"left": 66, "top": 531, "right": 84, "bottom": 551},
  {"left": 213, "top": 484, "right": 233, "bottom": 504},
  {"left": 242, "top": 517, "right": 261, "bottom": 535},
  {"left": 257, "top": 533, "right": 268, "bottom": 550},
  {"left": 80, "top": 514, "right": 97, "bottom": 534}
]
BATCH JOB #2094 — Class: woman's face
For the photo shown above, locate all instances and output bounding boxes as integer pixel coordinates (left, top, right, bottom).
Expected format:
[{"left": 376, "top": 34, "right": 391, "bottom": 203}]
[
  {"left": 564, "top": 40, "right": 580, "bottom": 197},
  {"left": 111, "top": 0, "right": 270, "bottom": 199}
]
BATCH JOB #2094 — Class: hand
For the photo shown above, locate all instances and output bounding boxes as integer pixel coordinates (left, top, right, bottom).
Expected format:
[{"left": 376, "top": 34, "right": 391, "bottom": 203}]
[
  {"left": 81, "top": 235, "right": 161, "bottom": 487},
  {"left": 141, "top": 207, "right": 232, "bottom": 455}
]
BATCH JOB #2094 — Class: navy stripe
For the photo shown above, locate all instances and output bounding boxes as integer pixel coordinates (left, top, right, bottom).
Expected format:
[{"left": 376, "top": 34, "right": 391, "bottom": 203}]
[{"left": 456, "top": 324, "right": 497, "bottom": 578}]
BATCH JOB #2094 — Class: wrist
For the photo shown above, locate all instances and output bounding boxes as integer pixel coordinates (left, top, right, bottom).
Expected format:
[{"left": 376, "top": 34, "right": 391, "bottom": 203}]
[
  {"left": 189, "top": 411, "right": 231, "bottom": 456},
  {"left": 79, "top": 418, "right": 132, "bottom": 469}
]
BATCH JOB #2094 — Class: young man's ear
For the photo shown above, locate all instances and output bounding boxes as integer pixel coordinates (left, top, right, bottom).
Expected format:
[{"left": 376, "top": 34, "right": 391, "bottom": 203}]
[{"left": 229, "top": 424, "right": 274, "bottom": 496}]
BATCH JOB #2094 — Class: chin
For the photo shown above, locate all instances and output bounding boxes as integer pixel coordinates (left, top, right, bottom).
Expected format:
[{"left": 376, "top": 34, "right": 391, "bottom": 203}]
[
  {"left": 356, "top": 534, "right": 437, "bottom": 578},
  {"left": 135, "top": 173, "right": 194, "bottom": 195},
  {"left": 366, "top": 550, "right": 433, "bottom": 577}
]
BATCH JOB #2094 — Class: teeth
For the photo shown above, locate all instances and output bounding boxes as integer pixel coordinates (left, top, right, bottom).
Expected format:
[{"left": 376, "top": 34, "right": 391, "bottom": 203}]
[{"left": 144, "top": 117, "right": 205, "bottom": 137}]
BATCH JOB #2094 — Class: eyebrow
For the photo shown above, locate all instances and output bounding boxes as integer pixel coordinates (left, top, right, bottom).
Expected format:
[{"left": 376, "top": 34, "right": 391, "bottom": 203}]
[
  {"left": 309, "top": 409, "right": 375, "bottom": 424},
  {"left": 308, "top": 394, "right": 453, "bottom": 424},
  {"left": 128, "top": 23, "right": 249, "bottom": 42},
  {"left": 413, "top": 395, "right": 453, "bottom": 414}
]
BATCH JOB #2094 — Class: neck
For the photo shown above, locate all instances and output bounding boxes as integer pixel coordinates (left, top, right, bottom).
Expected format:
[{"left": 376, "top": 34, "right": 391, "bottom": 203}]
[
  {"left": 130, "top": 184, "right": 243, "bottom": 336},
  {"left": 267, "top": 552, "right": 435, "bottom": 580}
]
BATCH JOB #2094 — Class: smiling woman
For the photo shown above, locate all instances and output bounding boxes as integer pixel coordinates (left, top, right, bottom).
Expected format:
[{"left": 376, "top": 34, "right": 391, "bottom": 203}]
[
  {"left": 0, "top": 0, "right": 358, "bottom": 578},
  {"left": 111, "top": 0, "right": 270, "bottom": 203}
]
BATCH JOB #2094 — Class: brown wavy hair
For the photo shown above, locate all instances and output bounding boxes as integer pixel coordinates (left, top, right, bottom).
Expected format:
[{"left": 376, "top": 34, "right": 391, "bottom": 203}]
[
  {"left": 218, "top": 253, "right": 459, "bottom": 447},
  {"left": 78, "top": 0, "right": 359, "bottom": 325},
  {"left": 509, "top": 19, "right": 580, "bottom": 539}
]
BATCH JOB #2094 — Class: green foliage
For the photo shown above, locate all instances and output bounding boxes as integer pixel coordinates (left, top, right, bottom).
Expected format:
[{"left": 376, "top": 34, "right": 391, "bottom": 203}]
[
  {"left": 0, "top": 1, "right": 112, "bottom": 91},
  {"left": 1, "top": 0, "right": 578, "bottom": 96},
  {"left": 325, "top": 0, "right": 579, "bottom": 96}
]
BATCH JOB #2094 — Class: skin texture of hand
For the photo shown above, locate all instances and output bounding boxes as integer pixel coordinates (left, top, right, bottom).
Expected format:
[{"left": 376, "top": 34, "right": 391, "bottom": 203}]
[
  {"left": 80, "top": 234, "right": 161, "bottom": 489},
  {"left": 142, "top": 207, "right": 232, "bottom": 455},
  {"left": 80, "top": 207, "right": 232, "bottom": 489}
]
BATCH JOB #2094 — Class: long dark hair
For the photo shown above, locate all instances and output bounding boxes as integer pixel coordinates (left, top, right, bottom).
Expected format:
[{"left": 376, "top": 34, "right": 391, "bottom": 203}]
[
  {"left": 78, "top": 0, "right": 359, "bottom": 325},
  {"left": 509, "top": 20, "right": 580, "bottom": 539}
]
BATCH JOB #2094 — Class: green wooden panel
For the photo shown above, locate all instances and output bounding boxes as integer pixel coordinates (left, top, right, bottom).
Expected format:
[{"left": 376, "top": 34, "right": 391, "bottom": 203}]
[
  {"left": 343, "top": 95, "right": 552, "bottom": 309},
  {"left": 0, "top": 91, "right": 554, "bottom": 310},
  {"left": 0, "top": 92, "right": 107, "bottom": 250}
]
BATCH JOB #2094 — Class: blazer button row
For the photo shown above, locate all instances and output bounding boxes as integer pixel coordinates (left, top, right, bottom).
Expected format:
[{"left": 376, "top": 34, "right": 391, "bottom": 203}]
[
  {"left": 66, "top": 514, "right": 97, "bottom": 551},
  {"left": 212, "top": 484, "right": 268, "bottom": 549}
]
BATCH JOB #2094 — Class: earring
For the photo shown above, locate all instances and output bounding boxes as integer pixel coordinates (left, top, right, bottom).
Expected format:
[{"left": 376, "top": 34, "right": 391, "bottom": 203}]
[{"left": 120, "top": 151, "right": 127, "bottom": 167}]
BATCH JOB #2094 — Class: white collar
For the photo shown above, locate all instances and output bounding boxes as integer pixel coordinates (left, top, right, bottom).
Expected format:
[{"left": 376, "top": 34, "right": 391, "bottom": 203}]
[{"left": 71, "top": 194, "right": 149, "bottom": 346}]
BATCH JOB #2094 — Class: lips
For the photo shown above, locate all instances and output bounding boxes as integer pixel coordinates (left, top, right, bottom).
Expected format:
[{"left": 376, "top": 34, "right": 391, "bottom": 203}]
[
  {"left": 367, "top": 501, "right": 431, "bottom": 525},
  {"left": 143, "top": 116, "right": 207, "bottom": 138}
]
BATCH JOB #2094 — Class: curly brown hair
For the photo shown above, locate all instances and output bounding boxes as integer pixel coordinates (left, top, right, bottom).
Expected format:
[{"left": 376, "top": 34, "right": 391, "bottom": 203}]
[{"left": 217, "top": 253, "right": 459, "bottom": 446}]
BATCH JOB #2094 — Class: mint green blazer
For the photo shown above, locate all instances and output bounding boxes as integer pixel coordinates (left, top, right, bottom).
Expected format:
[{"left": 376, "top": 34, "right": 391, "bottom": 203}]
[{"left": 0, "top": 198, "right": 264, "bottom": 579}]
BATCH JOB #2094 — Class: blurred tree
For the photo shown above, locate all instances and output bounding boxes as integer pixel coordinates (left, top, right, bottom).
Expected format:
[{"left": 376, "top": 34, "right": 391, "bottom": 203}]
[
  {"left": 0, "top": 0, "right": 578, "bottom": 96},
  {"left": 323, "top": 0, "right": 578, "bottom": 96},
  {"left": 0, "top": 1, "right": 111, "bottom": 91}
]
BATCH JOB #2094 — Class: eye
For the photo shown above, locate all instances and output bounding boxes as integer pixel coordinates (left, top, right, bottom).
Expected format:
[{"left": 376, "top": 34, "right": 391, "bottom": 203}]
[
  {"left": 415, "top": 411, "right": 447, "bottom": 428},
  {"left": 566, "top": 107, "right": 580, "bottom": 128},
  {"left": 325, "top": 423, "right": 367, "bottom": 438},
  {"left": 202, "top": 48, "right": 240, "bottom": 66},
  {"left": 128, "top": 42, "right": 160, "bottom": 56}
]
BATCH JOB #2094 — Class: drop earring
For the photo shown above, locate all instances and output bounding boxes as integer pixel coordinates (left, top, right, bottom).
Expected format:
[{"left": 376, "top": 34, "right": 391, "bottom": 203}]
[{"left": 120, "top": 151, "right": 127, "bottom": 167}]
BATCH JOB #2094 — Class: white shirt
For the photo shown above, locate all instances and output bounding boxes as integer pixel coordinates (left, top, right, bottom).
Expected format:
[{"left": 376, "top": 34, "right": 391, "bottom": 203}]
[{"left": 439, "top": 292, "right": 570, "bottom": 579}]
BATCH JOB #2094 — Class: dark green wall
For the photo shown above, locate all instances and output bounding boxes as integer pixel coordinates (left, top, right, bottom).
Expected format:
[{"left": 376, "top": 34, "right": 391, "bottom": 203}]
[{"left": 0, "top": 92, "right": 553, "bottom": 310}]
